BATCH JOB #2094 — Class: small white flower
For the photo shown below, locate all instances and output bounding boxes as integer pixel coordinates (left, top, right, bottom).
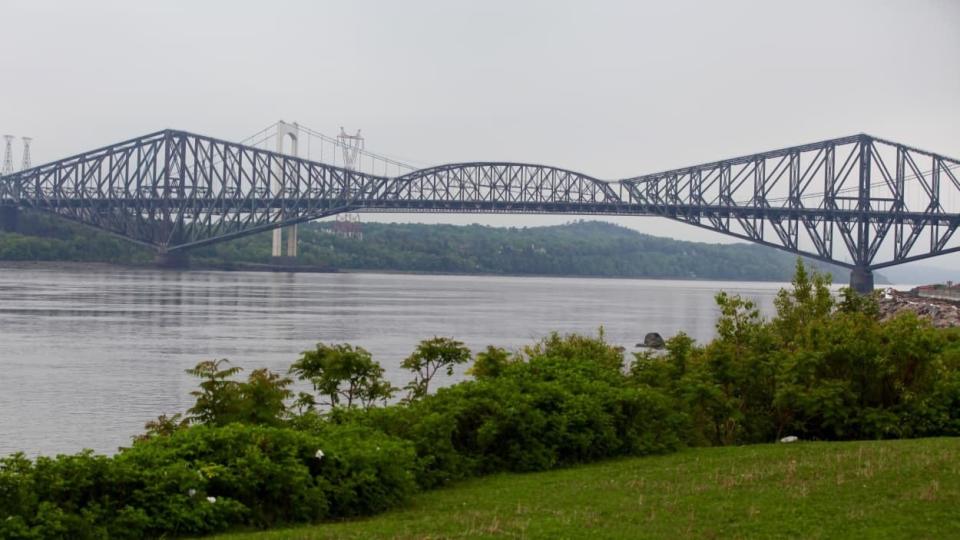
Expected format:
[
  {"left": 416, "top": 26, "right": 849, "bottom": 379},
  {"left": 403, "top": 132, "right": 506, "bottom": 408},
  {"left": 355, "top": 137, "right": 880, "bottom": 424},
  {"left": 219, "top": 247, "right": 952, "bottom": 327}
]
[
  {"left": 207, "top": 496, "right": 217, "bottom": 503},
  {"left": 188, "top": 489, "right": 197, "bottom": 497},
  {"left": 315, "top": 449, "right": 325, "bottom": 460}
]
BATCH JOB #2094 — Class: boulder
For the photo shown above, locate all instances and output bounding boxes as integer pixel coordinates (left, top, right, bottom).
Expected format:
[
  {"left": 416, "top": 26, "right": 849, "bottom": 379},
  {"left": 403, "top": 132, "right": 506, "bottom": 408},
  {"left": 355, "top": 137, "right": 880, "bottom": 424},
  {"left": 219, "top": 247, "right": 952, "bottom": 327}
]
[{"left": 642, "top": 332, "right": 665, "bottom": 349}]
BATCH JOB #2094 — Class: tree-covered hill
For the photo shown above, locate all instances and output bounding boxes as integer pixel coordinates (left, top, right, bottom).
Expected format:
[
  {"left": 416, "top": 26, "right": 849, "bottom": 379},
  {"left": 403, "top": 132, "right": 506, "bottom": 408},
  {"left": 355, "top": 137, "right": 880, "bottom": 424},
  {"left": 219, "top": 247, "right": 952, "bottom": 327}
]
[
  {"left": 0, "top": 211, "right": 153, "bottom": 264},
  {"left": 0, "top": 211, "right": 844, "bottom": 282},
  {"left": 203, "top": 219, "right": 841, "bottom": 281}
]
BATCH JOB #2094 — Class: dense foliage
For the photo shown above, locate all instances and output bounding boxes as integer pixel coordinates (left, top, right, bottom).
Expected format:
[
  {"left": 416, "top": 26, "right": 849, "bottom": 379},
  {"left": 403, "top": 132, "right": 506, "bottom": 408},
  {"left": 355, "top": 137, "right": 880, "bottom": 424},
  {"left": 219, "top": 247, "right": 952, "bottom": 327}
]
[
  {"left": 1, "top": 262, "right": 957, "bottom": 538},
  {"left": 632, "top": 261, "right": 960, "bottom": 445},
  {"left": 0, "top": 425, "right": 415, "bottom": 539},
  {"left": 0, "top": 211, "right": 842, "bottom": 281},
  {"left": 0, "top": 211, "right": 151, "bottom": 264},
  {"left": 199, "top": 220, "right": 841, "bottom": 281}
]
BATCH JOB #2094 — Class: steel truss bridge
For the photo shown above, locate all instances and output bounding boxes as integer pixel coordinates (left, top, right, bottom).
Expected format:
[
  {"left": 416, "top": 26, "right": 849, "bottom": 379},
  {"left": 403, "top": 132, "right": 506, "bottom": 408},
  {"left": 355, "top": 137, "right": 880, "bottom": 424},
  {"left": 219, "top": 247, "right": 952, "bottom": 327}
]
[{"left": 1, "top": 129, "right": 958, "bottom": 292}]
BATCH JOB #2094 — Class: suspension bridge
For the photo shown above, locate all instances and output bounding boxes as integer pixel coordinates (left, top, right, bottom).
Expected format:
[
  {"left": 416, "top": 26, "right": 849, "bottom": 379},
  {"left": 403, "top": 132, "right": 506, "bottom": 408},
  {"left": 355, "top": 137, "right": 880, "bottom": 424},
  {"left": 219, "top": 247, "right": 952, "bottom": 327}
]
[{"left": 0, "top": 121, "right": 958, "bottom": 292}]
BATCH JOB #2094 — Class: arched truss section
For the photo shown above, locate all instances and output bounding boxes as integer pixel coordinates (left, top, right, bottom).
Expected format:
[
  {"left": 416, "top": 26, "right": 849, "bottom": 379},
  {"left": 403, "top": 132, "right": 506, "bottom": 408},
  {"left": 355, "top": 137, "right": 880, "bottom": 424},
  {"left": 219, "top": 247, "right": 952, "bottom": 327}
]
[{"left": 367, "top": 162, "right": 621, "bottom": 213}]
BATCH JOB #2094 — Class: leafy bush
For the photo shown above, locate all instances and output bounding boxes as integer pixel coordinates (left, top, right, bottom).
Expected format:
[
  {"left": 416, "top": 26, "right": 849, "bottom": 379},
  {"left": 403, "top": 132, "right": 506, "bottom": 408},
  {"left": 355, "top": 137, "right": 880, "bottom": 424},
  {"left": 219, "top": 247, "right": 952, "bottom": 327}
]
[
  {"left": 0, "top": 424, "right": 416, "bottom": 538},
  {"left": 123, "top": 423, "right": 416, "bottom": 523},
  {"left": 184, "top": 360, "right": 292, "bottom": 427},
  {"left": 352, "top": 332, "right": 682, "bottom": 488},
  {"left": 401, "top": 337, "right": 472, "bottom": 400},
  {"left": 290, "top": 343, "right": 396, "bottom": 410},
  {"left": 0, "top": 449, "right": 245, "bottom": 539}
]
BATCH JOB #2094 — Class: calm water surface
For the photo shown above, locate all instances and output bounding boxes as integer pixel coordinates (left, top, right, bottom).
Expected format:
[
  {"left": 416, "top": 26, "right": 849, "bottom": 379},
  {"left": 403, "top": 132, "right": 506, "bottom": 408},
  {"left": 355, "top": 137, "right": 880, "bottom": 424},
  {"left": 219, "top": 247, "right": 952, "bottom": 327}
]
[{"left": 0, "top": 265, "right": 790, "bottom": 455}]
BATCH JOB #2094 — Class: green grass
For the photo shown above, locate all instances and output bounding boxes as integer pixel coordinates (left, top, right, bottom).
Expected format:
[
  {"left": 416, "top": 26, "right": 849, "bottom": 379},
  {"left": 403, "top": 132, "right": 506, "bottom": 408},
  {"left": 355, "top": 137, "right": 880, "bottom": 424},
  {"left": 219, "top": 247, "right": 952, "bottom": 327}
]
[{"left": 210, "top": 438, "right": 960, "bottom": 539}]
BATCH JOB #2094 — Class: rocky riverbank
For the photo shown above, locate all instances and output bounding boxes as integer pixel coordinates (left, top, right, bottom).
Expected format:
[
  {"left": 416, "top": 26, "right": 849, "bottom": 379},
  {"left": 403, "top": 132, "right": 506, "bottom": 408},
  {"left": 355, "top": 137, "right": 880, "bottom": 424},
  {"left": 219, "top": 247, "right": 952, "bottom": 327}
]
[{"left": 879, "top": 289, "right": 960, "bottom": 328}]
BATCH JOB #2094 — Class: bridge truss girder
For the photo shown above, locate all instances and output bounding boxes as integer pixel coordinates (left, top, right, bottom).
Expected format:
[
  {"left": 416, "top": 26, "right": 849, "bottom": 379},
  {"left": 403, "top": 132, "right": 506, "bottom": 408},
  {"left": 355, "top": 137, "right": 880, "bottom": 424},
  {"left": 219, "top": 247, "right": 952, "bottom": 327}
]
[
  {"left": 1, "top": 130, "right": 958, "bottom": 282},
  {"left": 621, "top": 134, "right": 960, "bottom": 271}
]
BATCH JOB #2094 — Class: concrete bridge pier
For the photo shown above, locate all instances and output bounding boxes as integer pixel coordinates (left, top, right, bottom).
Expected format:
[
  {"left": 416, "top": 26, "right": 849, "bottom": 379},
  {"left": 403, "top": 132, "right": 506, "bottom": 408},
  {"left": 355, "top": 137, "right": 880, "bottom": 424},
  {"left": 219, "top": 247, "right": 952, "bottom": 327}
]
[
  {"left": 0, "top": 206, "right": 19, "bottom": 232},
  {"left": 271, "top": 121, "right": 299, "bottom": 264},
  {"left": 850, "top": 266, "right": 874, "bottom": 294},
  {"left": 271, "top": 223, "right": 298, "bottom": 262},
  {"left": 154, "top": 250, "right": 189, "bottom": 269}
]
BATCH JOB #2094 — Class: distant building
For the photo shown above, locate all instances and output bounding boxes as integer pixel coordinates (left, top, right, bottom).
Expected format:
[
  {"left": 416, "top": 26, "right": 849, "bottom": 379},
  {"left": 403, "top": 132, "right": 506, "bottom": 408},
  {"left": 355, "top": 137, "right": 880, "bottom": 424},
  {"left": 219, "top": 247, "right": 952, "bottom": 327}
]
[{"left": 331, "top": 214, "right": 363, "bottom": 240}]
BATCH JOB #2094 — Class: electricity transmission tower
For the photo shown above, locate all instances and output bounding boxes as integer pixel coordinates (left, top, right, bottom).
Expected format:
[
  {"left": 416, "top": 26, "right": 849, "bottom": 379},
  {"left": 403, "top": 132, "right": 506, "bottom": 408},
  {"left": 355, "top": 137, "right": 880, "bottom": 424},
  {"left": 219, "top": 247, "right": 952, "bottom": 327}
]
[
  {"left": 20, "top": 137, "right": 31, "bottom": 170},
  {"left": 337, "top": 127, "right": 364, "bottom": 171},
  {"left": 2, "top": 136, "right": 14, "bottom": 175}
]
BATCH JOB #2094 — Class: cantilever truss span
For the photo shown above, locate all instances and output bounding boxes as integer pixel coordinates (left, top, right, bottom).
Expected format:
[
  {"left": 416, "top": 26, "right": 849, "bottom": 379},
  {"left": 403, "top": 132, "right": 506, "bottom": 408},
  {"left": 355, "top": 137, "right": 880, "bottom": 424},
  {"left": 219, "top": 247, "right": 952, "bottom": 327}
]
[{"left": 1, "top": 129, "right": 958, "bottom": 288}]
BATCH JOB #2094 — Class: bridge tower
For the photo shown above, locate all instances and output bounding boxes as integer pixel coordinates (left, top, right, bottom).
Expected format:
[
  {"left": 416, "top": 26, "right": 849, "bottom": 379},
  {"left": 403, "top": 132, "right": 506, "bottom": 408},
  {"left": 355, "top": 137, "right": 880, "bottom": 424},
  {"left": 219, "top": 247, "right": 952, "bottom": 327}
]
[{"left": 272, "top": 121, "right": 299, "bottom": 261}]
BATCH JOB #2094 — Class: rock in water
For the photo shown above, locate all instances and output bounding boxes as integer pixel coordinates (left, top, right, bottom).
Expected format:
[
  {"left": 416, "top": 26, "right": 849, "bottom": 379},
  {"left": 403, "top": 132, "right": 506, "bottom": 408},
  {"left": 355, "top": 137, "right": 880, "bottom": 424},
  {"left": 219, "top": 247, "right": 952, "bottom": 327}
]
[{"left": 643, "top": 332, "right": 665, "bottom": 349}]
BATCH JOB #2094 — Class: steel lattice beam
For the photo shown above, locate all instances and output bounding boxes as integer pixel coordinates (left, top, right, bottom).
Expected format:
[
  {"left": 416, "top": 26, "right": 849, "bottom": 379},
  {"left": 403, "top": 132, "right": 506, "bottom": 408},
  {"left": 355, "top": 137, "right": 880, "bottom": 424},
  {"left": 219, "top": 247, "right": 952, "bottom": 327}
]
[{"left": 1, "top": 130, "right": 958, "bottom": 279}]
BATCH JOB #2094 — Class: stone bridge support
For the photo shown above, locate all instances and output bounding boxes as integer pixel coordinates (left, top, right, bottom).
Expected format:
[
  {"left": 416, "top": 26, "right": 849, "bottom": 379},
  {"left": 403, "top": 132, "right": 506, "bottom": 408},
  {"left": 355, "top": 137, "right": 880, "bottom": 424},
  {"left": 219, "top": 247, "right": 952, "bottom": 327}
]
[
  {"left": 850, "top": 266, "right": 874, "bottom": 294},
  {"left": 154, "top": 251, "right": 189, "bottom": 269}
]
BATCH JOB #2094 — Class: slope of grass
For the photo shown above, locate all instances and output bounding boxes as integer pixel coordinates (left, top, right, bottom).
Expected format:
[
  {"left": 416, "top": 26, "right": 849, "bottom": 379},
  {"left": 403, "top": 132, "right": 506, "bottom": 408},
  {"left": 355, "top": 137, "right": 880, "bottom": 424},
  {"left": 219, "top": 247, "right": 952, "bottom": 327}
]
[{"left": 210, "top": 438, "right": 960, "bottom": 539}]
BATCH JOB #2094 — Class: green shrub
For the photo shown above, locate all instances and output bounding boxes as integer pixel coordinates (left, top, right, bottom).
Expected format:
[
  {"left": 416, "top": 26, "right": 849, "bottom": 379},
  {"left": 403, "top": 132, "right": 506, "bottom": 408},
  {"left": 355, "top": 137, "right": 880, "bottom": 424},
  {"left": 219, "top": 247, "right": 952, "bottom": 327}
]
[
  {"left": 0, "top": 424, "right": 417, "bottom": 538},
  {"left": 0, "top": 449, "right": 246, "bottom": 539},
  {"left": 352, "top": 332, "right": 682, "bottom": 488},
  {"left": 184, "top": 361, "right": 292, "bottom": 427},
  {"left": 290, "top": 343, "right": 396, "bottom": 410},
  {"left": 122, "top": 423, "right": 416, "bottom": 524},
  {"left": 401, "top": 337, "right": 472, "bottom": 400}
]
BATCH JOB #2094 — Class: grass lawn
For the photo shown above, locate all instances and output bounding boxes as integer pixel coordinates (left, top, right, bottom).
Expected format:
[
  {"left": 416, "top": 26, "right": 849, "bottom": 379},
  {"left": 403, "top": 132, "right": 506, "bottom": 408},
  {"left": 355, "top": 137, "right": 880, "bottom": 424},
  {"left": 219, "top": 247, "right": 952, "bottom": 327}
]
[{"left": 210, "top": 438, "right": 960, "bottom": 539}]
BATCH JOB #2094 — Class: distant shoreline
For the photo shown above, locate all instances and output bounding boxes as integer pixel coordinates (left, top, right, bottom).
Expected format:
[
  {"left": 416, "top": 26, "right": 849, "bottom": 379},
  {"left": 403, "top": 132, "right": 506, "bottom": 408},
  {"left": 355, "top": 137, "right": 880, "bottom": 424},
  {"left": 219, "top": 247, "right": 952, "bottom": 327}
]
[{"left": 0, "top": 259, "right": 900, "bottom": 287}]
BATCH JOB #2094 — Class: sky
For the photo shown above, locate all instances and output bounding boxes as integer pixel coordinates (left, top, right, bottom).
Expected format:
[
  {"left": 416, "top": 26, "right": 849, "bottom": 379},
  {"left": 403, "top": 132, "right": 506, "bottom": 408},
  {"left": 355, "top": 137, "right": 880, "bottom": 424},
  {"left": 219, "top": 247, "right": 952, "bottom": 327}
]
[{"left": 1, "top": 0, "right": 959, "bottom": 267}]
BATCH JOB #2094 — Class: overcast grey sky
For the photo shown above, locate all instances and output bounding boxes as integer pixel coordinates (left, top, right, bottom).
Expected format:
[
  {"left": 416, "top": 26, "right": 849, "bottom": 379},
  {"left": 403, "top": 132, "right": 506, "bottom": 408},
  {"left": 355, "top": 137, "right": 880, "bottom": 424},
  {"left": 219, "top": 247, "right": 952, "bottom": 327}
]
[{"left": 2, "top": 0, "right": 959, "bottom": 254}]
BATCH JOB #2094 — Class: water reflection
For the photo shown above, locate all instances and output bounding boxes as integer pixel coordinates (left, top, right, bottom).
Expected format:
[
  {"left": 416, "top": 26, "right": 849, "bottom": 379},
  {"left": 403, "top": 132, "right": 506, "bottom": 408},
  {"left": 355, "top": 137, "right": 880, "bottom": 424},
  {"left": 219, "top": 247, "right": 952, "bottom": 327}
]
[{"left": 0, "top": 266, "right": 786, "bottom": 455}]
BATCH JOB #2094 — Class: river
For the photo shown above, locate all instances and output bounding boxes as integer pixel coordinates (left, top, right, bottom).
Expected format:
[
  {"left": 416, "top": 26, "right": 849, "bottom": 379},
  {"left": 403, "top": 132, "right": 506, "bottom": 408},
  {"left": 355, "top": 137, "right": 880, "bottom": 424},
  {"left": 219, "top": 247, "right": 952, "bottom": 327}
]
[{"left": 0, "top": 265, "right": 795, "bottom": 455}]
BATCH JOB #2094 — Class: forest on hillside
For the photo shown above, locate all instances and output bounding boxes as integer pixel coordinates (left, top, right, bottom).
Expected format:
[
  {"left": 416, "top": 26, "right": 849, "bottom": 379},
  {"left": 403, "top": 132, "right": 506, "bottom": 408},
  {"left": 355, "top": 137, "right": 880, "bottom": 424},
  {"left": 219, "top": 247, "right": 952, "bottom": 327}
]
[
  {"left": 0, "top": 211, "right": 843, "bottom": 282},
  {"left": 196, "top": 220, "right": 840, "bottom": 281}
]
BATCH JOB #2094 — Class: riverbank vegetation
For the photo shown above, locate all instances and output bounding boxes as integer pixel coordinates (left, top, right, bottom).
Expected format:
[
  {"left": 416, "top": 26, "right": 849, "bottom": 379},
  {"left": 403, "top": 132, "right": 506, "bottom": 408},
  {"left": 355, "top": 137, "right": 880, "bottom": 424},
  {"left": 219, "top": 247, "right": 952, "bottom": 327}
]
[
  {"left": 0, "top": 210, "right": 841, "bottom": 281},
  {"left": 1, "top": 262, "right": 958, "bottom": 538}
]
